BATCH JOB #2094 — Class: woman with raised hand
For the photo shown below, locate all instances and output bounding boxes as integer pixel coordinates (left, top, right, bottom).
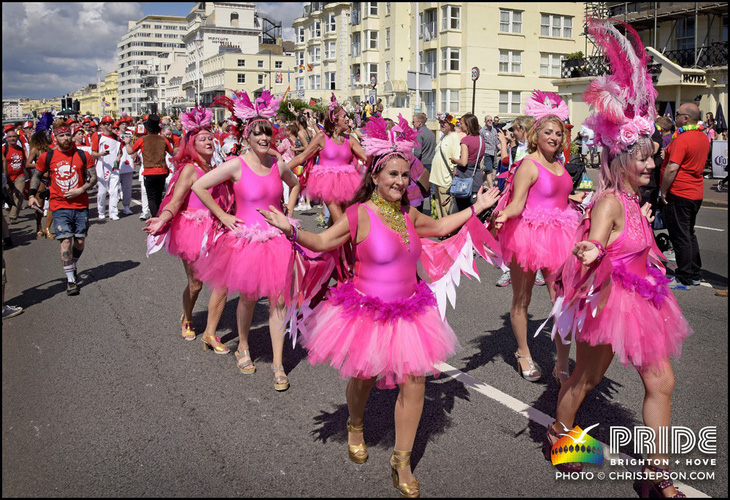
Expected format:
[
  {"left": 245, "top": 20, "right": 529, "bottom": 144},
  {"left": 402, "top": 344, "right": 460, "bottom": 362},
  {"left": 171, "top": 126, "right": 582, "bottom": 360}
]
[
  {"left": 541, "top": 20, "right": 691, "bottom": 497},
  {"left": 191, "top": 91, "right": 300, "bottom": 392},
  {"left": 259, "top": 114, "right": 502, "bottom": 498},
  {"left": 143, "top": 107, "right": 218, "bottom": 342}
]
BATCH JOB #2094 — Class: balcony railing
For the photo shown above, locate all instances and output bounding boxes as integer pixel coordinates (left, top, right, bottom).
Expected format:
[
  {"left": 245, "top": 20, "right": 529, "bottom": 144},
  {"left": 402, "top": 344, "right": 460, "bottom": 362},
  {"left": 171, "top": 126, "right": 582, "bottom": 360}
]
[
  {"left": 661, "top": 42, "right": 728, "bottom": 69},
  {"left": 561, "top": 55, "right": 662, "bottom": 82}
]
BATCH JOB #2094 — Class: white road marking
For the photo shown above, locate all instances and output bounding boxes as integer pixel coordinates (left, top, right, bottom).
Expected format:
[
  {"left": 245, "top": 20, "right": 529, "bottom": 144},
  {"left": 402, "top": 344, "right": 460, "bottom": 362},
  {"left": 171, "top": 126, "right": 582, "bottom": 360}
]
[
  {"left": 131, "top": 199, "right": 141, "bottom": 207},
  {"left": 695, "top": 226, "right": 725, "bottom": 232},
  {"left": 435, "top": 362, "right": 711, "bottom": 498}
]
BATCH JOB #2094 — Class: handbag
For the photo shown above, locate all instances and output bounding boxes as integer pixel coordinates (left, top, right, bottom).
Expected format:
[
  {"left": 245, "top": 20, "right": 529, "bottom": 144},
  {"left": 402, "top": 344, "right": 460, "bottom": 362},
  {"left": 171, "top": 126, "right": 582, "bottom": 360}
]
[{"left": 449, "top": 136, "right": 483, "bottom": 199}]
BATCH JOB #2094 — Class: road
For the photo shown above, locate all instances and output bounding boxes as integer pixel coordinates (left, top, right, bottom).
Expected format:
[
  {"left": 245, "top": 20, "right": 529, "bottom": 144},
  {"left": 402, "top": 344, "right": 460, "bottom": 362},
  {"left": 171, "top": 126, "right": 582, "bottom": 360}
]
[{"left": 2, "top": 181, "right": 727, "bottom": 497}]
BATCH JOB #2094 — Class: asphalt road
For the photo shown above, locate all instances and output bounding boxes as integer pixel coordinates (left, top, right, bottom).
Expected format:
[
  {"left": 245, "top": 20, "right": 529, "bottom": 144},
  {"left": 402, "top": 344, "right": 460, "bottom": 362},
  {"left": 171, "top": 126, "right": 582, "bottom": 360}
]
[{"left": 2, "top": 182, "right": 728, "bottom": 498}]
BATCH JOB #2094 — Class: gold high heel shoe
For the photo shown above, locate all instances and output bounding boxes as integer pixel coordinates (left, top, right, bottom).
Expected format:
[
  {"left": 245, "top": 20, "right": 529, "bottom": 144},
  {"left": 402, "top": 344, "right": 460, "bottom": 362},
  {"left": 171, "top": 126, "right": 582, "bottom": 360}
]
[
  {"left": 43, "top": 228, "right": 55, "bottom": 240},
  {"left": 346, "top": 418, "right": 368, "bottom": 464},
  {"left": 180, "top": 314, "right": 196, "bottom": 341},
  {"left": 272, "top": 364, "right": 289, "bottom": 391},
  {"left": 201, "top": 334, "right": 230, "bottom": 354},
  {"left": 390, "top": 450, "right": 420, "bottom": 498}
]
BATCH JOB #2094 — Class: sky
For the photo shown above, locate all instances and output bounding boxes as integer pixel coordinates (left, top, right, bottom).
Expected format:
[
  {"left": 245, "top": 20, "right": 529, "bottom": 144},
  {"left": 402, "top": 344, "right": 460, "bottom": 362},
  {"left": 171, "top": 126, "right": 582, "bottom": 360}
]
[{"left": 1, "top": 2, "right": 304, "bottom": 101}]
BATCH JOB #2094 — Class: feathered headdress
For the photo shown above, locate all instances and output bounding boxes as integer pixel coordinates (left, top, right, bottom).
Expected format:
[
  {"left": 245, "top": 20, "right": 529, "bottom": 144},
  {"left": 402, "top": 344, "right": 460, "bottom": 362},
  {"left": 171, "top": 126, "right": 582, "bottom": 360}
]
[
  {"left": 35, "top": 112, "right": 54, "bottom": 133},
  {"left": 583, "top": 17, "right": 657, "bottom": 155},
  {"left": 180, "top": 106, "right": 213, "bottom": 135},
  {"left": 328, "top": 93, "right": 343, "bottom": 122},
  {"left": 524, "top": 90, "right": 570, "bottom": 122},
  {"left": 213, "top": 89, "right": 281, "bottom": 137},
  {"left": 362, "top": 114, "right": 419, "bottom": 171}
]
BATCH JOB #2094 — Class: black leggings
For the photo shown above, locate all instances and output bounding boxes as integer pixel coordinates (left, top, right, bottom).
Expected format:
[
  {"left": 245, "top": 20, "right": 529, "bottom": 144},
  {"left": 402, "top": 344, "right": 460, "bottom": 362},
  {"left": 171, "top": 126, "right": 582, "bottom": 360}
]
[{"left": 144, "top": 174, "right": 168, "bottom": 217}]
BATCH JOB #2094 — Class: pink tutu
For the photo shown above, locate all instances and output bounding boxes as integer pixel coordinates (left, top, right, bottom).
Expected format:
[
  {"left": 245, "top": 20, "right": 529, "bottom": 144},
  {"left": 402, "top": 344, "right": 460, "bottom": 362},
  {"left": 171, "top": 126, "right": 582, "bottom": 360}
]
[
  {"left": 306, "top": 164, "right": 363, "bottom": 205},
  {"left": 500, "top": 206, "right": 581, "bottom": 273},
  {"left": 167, "top": 209, "right": 215, "bottom": 263},
  {"left": 301, "top": 281, "right": 461, "bottom": 389},
  {"left": 577, "top": 265, "right": 692, "bottom": 369},
  {"left": 192, "top": 222, "right": 296, "bottom": 301}
]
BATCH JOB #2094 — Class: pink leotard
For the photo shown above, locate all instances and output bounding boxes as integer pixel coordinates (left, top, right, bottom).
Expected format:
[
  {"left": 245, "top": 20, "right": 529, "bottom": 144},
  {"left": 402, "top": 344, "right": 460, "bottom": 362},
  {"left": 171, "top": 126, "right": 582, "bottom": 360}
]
[
  {"left": 185, "top": 165, "right": 210, "bottom": 211},
  {"left": 352, "top": 205, "right": 422, "bottom": 302},
  {"left": 234, "top": 157, "right": 283, "bottom": 225},
  {"left": 606, "top": 192, "right": 653, "bottom": 277},
  {"left": 524, "top": 160, "right": 573, "bottom": 210},
  {"left": 319, "top": 134, "right": 354, "bottom": 166}
]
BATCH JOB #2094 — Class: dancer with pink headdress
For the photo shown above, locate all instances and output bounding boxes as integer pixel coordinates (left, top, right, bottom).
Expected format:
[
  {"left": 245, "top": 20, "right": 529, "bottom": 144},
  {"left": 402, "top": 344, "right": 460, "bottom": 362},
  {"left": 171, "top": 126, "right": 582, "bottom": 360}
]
[
  {"left": 259, "top": 114, "right": 503, "bottom": 497},
  {"left": 143, "top": 107, "right": 218, "bottom": 341},
  {"left": 491, "top": 90, "right": 586, "bottom": 386},
  {"left": 286, "top": 93, "right": 368, "bottom": 225},
  {"left": 539, "top": 19, "right": 691, "bottom": 496},
  {"left": 190, "top": 90, "right": 301, "bottom": 391}
]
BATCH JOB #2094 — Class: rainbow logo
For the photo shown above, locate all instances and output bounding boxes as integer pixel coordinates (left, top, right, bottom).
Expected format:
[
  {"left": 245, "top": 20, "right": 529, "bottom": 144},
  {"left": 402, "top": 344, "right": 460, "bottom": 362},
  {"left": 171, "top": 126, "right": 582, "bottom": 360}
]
[{"left": 550, "top": 423, "right": 604, "bottom": 466}]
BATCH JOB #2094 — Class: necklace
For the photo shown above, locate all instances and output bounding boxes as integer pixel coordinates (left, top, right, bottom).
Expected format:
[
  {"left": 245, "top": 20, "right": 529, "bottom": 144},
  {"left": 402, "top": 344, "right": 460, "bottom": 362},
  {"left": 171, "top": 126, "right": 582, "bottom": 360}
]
[
  {"left": 672, "top": 123, "right": 704, "bottom": 140},
  {"left": 371, "top": 192, "right": 410, "bottom": 247},
  {"left": 619, "top": 189, "right": 640, "bottom": 203}
]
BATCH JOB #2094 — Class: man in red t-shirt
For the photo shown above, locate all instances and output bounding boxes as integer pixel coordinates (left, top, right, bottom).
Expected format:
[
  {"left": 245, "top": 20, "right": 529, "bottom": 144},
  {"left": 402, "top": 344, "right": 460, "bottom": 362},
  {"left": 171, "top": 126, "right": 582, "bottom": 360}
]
[
  {"left": 28, "top": 120, "right": 97, "bottom": 296},
  {"left": 660, "top": 102, "right": 710, "bottom": 288},
  {"left": 2, "top": 128, "right": 28, "bottom": 222}
]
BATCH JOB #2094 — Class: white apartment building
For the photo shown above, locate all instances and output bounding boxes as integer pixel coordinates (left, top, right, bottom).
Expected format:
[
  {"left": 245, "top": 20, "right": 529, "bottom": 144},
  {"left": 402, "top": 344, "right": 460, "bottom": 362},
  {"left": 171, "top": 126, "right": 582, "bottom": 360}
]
[
  {"left": 2, "top": 99, "right": 25, "bottom": 122},
  {"left": 117, "top": 15, "right": 187, "bottom": 115}
]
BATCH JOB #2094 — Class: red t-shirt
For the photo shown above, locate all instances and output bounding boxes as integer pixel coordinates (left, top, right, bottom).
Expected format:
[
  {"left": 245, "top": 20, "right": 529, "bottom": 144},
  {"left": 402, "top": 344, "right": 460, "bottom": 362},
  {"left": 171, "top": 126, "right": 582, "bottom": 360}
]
[
  {"left": 36, "top": 147, "right": 92, "bottom": 210},
  {"left": 661, "top": 130, "right": 710, "bottom": 200},
  {"left": 4, "top": 143, "right": 27, "bottom": 181}
]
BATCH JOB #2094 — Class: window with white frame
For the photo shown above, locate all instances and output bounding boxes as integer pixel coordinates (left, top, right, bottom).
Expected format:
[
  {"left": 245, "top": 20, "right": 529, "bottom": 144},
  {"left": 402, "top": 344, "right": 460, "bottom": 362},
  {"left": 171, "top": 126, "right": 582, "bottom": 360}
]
[
  {"left": 440, "top": 89, "right": 460, "bottom": 113},
  {"left": 540, "top": 53, "right": 563, "bottom": 77},
  {"left": 441, "top": 47, "right": 460, "bottom": 72},
  {"left": 386, "top": 2, "right": 391, "bottom": 15},
  {"left": 499, "top": 49, "right": 522, "bottom": 74},
  {"left": 351, "top": 33, "right": 361, "bottom": 57},
  {"left": 296, "top": 77, "right": 304, "bottom": 90},
  {"left": 297, "top": 26, "right": 305, "bottom": 43},
  {"left": 421, "top": 9, "right": 437, "bottom": 40},
  {"left": 309, "top": 46, "right": 321, "bottom": 63},
  {"left": 541, "top": 14, "right": 573, "bottom": 38},
  {"left": 238, "top": 59, "right": 246, "bottom": 67},
  {"left": 366, "top": 63, "right": 378, "bottom": 84},
  {"left": 499, "top": 91, "right": 521, "bottom": 114},
  {"left": 325, "top": 71, "right": 336, "bottom": 90},
  {"left": 324, "top": 41, "right": 336, "bottom": 59},
  {"left": 310, "top": 20, "right": 321, "bottom": 38},
  {"left": 352, "top": 64, "right": 361, "bottom": 83},
  {"left": 499, "top": 9, "right": 522, "bottom": 33},
  {"left": 385, "top": 61, "right": 390, "bottom": 82},
  {"left": 255, "top": 74, "right": 262, "bottom": 85},
  {"left": 421, "top": 49, "right": 437, "bottom": 78},
  {"left": 441, "top": 5, "right": 461, "bottom": 30},
  {"left": 327, "top": 13, "right": 336, "bottom": 32},
  {"left": 257, "top": 60, "right": 264, "bottom": 68},
  {"left": 237, "top": 73, "right": 246, "bottom": 84},
  {"left": 365, "top": 2, "right": 378, "bottom": 17},
  {"left": 365, "top": 30, "right": 378, "bottom": 50},
  {"left": 385, "top": 28, "right": 390, "bottom": 49},
  {"left": 296, "top": 51, "right": 304, "bottom": 66},
  {"left": 309, "top": 74, "right": 321, "bottom": 90}
]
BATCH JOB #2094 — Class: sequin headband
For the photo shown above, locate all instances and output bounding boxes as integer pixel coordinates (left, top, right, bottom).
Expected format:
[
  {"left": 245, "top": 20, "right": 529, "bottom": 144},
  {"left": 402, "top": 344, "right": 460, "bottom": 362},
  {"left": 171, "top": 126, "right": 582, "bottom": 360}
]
[{"left": 244, "top": 118, "right": 271, "bottom": 137}]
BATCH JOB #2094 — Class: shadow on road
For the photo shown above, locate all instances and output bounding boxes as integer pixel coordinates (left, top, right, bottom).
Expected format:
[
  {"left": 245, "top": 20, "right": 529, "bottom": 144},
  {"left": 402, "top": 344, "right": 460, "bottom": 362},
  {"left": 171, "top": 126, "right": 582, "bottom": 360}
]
[{"left": 310, "top": 376, "right": 470, "bottom": 471}]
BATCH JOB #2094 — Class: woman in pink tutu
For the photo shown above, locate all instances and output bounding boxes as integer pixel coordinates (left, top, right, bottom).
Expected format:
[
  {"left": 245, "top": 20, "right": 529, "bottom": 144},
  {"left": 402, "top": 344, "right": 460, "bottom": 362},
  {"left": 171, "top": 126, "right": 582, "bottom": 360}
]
[
  {"left": 260, "top": 114, "right": 502, "bottom": 497},
  {"left": 286, "top": 93, "right": 367, "bottom": 224},
  {"left": 143, "top": 107, "right": 217, "bottom": 341},
  {"left": 190, "top": 90, "right": 301, "bottom": 391},
  {"left": 541, "top": 20, "right": 691, "bottom": 497},
  {"left": 493, "top": 91, "right": 586, "bottom": 385}
]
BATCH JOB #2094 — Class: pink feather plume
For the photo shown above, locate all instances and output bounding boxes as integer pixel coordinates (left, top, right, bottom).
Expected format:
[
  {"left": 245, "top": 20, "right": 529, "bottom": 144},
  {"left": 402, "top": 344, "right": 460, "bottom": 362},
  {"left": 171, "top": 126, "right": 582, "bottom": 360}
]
[
  {"left": 524, "top": 90, "right": 570, "bottom": 122},
  {"left": 180, "top": 106, "right": 213, "bottom": 134}
]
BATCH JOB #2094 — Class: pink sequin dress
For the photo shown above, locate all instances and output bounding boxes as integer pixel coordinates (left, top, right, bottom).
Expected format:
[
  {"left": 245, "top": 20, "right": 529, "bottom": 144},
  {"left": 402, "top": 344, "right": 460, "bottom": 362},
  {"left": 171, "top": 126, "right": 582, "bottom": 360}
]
[
  {"left": 166, "top": 164, "right": 215, "bottom": 264},
  {"left": 576, "top": 192, "right": 692, "bottom": 368},
  {"left": 192, "top": 158, "right": 296, "bottom": 300},
  {"left": 300, "top": 204, "right": 460, "bottom": 389},
  {"left": 499, "top": 159, "right": 581, "bottom": 272},
  {"left": 306, "top": 134, "right": 363, "bottom": 204}
]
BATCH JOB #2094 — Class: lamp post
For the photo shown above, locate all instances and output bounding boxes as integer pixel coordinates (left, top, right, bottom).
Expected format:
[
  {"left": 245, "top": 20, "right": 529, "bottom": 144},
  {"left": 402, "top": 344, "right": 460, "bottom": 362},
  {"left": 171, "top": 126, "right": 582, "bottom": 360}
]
[
  {"left": 96, "top": 67, "right": 103, "bottom": 117},
  {"left": 133, "top": 65, "right": 139, "bottom": 117},
  {"left": 195, "top": 30, "right": 204, "bottom": 106}
]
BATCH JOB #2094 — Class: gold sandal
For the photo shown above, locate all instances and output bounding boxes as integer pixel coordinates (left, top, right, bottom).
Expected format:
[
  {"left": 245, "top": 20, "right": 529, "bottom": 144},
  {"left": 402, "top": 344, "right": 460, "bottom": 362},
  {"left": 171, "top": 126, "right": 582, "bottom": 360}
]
[
  {"left": 234, "top": 349, "right": 256, "bottom": 374},
  {"left": 271, "top": 364, "right": 289, "bottom": 392},
  {"left": 180, "top": 314, "right": 196, "bottom": 341},
  {"left": 346, "top": 418, "right": 368, "bottom": 464},
  {"left": 201, "top": 334, "right": 229, "bottom": 354},
  {"left": 390, "top": 450, "right": 420, "bottom": 498}
]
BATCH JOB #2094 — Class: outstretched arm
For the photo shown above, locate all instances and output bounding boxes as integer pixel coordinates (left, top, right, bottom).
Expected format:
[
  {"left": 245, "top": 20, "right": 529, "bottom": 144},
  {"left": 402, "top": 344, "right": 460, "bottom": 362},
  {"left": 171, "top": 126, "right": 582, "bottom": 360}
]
[
  {"left": 258, "top": 204, "right": 351, "bottom": 253},
  {"left": 411, "top": 186, "right": 500, "bottom": 237}
]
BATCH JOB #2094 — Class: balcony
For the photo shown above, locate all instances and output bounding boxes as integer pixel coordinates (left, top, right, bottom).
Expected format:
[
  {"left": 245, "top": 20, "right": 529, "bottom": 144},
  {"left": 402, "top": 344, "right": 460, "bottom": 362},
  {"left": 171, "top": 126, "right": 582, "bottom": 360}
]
[
  {"left": 561, "top": 55, "right": 662, "bottom": 82},
  {"left": 661, "top": 42, "right": 728, "bottom": 69}
]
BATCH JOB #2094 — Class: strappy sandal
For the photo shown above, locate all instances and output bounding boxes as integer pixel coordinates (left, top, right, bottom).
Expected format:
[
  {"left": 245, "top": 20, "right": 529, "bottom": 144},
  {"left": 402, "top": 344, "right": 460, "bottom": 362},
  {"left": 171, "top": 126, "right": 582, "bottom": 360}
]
[
  {"left": 543, "top": 423, "right": 584, "bottom": 473},
  {"left": 390, "top": 450, "right": 420, "bottom": 498},
  {"left": 271, "top": 364, "right": 289, "bottom": 391},
  {"left": 201, "top": 334, "right": 230, "bottom": 354},
  {"left": 515, "top": 351, "right": 541, "bottom": 382},
  {"left": 641, "top": 465, "right": 687, "bottom": 498},
  {"left": 234, "top": 349, "right": 256, "bottom": 374},
  {"left": 180, "top": 314, "right": 196, "bottom": 341},
  {"left": 346, "top": 418, "right": 368, "bottom": 464}
]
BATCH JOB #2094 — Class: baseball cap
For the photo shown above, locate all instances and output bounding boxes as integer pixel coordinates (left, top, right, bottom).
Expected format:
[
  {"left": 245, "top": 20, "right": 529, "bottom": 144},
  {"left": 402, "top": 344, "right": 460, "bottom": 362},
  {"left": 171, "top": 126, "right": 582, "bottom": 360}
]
[
  {"left": 100, "top": 116, "right": 114, "bottom": 124},
  {"left": 4, "top": 124, "right": 16, "bottom": 133}
]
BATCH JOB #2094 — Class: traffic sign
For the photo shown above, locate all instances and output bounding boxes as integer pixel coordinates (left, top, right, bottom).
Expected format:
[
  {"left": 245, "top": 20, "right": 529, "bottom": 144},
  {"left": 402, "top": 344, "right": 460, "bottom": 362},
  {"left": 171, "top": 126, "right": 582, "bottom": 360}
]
[
  {"left": 471, "top": 67, "right": 480, "bottom": 81},
  {"left": 368, "top": 94, "right": 376, "bottom": 106}
]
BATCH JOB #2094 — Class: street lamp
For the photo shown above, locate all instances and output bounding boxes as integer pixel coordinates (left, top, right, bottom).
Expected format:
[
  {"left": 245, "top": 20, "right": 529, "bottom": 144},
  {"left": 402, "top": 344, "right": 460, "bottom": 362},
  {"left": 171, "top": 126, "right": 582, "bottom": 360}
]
[
  {"left": 133, "top": 65, "right": 140, "bottom": 117},
  {"left": 195, "top": 30, "right": 204, "bottom": 106},
  {"left": 96, "top": 67, "right": 103, "bottom": 117}
]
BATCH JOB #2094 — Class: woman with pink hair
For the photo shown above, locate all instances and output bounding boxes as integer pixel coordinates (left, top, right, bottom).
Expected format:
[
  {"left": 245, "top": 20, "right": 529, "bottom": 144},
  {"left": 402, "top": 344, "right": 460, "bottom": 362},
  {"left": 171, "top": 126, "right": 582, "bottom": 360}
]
[
  {"left": 143, "top": 106, "right": 219, "bottom": 341},
  {"left": 492, "top": 91, "right": 586, "bottom": 386},
  {"left": 540, "top": 20, "right": 692, "bottom": 496},
  {"left": 286, "top": 93, "right": 368, "bottom": 225}
]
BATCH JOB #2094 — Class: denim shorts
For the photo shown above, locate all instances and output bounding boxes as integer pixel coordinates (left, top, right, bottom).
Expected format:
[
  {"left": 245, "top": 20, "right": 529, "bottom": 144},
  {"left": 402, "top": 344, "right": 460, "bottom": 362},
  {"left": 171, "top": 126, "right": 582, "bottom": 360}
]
[
  {"left": 483, "top": 154, "right": 495, "bottom": 173},
  {"left": 53, "top": 208, "right": 89, "bottom": 239}
]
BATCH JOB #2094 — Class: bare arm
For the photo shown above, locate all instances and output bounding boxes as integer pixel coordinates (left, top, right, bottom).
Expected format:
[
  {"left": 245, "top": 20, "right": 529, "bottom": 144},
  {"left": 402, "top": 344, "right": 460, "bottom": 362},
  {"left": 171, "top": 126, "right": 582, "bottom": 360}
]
[
  {"left": 573, "top": 194, "right": 622, "bottom": 265},
  {"left": 257, "top": 204, "right": 351, "bottom": 252},
  {"left": 660, "top": 162, "right": 680, "bottom": 202},
  {"left": 452, "top": 143, "right": 469, "bottom": 167},
  {"left": 191, "top": 157, "right": 244, "bottom": 230},
  {"left": 278, "top": 159, "right": 301, "bottom": 217},
  {"left": 493, "top": 159, "right": 538, "bottom": 227},
  {"left": 410, "top": 186, "right": 500, "bottom": 237},
  {"left": 143, "top": 163, "right": 198, "bottom": 234},
  {"left": 285, "top": 133, "right": 324, "bottom": 170},
  {"left": 349, "top": 135, "right": 367, "bottom": 163}
]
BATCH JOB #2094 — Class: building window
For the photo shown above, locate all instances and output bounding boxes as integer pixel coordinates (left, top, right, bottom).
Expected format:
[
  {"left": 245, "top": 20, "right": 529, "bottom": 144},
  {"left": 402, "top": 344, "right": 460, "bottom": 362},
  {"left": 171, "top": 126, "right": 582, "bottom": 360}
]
[
  {"left": 365, "top": 2, "right": 378, "bottom": 17},
  {"left": 325, "top": 71, "right": 336, "bottom": 90},
  {"left": 258, "top": 60, "right": 264, "bottom": 68},
  {"left": 275, "top": 61, "right": 283, "bottom": 69},
  {"left": 311, "top": 20, "right": 321, "bottom": 38},
  {"left": 327, "top": 13, "right": 336, "bottom": 32},
  {"left": 440, "top": 89, "right": 460, "bottom": 113},
  {"left": 309, "top": 46, "right": 321, "bottom": 63},
  {"left": 499, "top": 9, "right": 522, "bottom": 33},
  {"left": 230, "top": 13, "right": 239, "bottom": 27},
  {"left": 238, "top": 73, "right": 246, "bottom": 84},
  {"left": 385, "top": 61, "right": 391, "bottom": 81},
  {"left": 351, "top": 33, "right": 361, "bottom": 57},
  {"left": 386, "top": 2, "right": 391, "bottom": 15},
  {"left": 385, "top": 28, "right": 390, "bottom": 49},
  {"left": 499, "top": 91, "right": 521, "bottom": 114},
  {"left": 366, "top": 63, "right": 378, "bottom": 84},
  {"left": 296, "top": 51, "right": 304, "bottom": 66},
  {"left": 352, "top": 64, "right": 361, "bottom": 84},
  {"left": 325, "top": 41, "right": 336, "bottom": 60},
  {"left": 297, "top": 27, "right": 305, "bottom": 43},
  {"left": 441, "top": 5, "right": 461, "bottom": 31},
  {"left": 421, "top": 9, "right": 437, "bottom": 41},
  {"left": 258, "top": 74, "right": 265, "bottom": 85},
  {"left": 238, "top": 59, "right": 246, "bottom": 67},
  {"left": 296, "top": 77, "right": 304, "bottom": 90},
  {"left": 309, "top": 74, "right": 321, "bottom": 90},
  {"left": 499, "top": 50, "right": 522, "bottom": 74},
  {"left": 540, "top": 53, "right": 563, "bottom": 77},
  {"left": 420, "top": 49, "right": 437, "bottom": 78},
  {"left": 441, "top": 47, "right": 460, "bottom": 72},
  {"left": 541, "top": 14, "right": 573, "bottom": 38},
  {"left": 676, "top": 18, "right": 695, "bottom": 50},
  {"left": 365, "top": 30, "right": 378, "bottom": 50}
]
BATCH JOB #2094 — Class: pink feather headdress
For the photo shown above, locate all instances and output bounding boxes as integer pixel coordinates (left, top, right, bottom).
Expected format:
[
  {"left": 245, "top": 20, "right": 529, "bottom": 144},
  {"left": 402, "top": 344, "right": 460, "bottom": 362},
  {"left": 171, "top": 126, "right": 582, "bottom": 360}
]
[
  {"left": 180, "top": 106, "right": 213, "bottom": 135},
  {"left": 524, "top": 90, "right": 570, "bottom": 122},
  {"left": 328, "top": 93, "right": 343, "bottom": 121},
  {"left": 212, "top": 89, "right": 282, "bottom": 137},
  {"left": 583, "top": 18, "right": 657, "bottom": 155},
  {"left": 362, "top": 114, "right": 419, "bottom": 171}
]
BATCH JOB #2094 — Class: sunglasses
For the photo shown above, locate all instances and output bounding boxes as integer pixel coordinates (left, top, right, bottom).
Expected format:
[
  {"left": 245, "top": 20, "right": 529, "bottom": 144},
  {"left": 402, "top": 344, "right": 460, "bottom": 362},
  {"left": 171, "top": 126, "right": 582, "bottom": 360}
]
[{"left": 675, "top": 112, "right": 690, "bottom": 118}]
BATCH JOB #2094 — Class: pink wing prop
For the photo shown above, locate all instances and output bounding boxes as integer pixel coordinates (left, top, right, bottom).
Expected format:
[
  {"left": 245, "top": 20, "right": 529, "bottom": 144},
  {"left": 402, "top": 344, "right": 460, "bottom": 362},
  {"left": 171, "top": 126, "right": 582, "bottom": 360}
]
[
  {"left": 524, "top": 90, "right": 570, "bottom": 122},
  {"left": 418, "top": 216, "right": 505, "bottom": 319}
]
